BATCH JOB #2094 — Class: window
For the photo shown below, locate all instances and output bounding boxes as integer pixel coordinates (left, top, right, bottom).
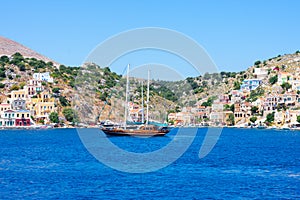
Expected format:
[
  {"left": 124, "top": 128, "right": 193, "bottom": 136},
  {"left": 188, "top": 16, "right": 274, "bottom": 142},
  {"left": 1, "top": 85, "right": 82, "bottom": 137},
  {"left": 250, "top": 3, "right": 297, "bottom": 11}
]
[
  {"left": 17, "top": 114, "right": 19, "bottom": 117},
  {"left": 27, "top": 114, "right": 29, "bottom": 117}
]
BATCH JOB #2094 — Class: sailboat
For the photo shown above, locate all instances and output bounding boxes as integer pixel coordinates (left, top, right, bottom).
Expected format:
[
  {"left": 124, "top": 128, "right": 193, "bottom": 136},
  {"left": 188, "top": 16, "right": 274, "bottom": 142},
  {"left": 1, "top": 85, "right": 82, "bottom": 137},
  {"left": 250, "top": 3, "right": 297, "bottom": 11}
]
[{"left": 101, "top": 65, "right": 170, "bottom": 136}]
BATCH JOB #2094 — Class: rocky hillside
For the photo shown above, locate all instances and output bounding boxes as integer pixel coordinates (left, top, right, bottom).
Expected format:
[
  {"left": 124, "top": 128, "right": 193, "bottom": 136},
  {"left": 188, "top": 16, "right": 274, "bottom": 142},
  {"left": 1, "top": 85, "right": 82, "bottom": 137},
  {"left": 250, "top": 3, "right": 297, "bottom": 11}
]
[{"left": 0, "top": 36, "right": 59, "bottom": 66}]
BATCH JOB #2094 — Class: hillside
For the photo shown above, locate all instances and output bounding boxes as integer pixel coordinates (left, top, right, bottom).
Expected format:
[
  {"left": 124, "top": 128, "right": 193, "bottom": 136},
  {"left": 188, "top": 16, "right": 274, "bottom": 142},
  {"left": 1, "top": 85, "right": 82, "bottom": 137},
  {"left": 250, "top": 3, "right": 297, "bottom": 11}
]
[
  {"left": 0, "top": 36, "right": 59, "bottom": 66},
  {"left": 1, "top": 36, "right": 300, "bottom": 127}
]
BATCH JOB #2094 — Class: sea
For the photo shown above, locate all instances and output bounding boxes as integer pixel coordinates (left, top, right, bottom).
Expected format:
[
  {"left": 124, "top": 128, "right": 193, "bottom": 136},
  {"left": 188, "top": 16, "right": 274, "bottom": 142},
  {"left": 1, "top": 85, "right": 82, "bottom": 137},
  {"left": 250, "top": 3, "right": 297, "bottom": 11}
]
[{"left": 0, "top": 128, "right": 299, "bottom": 199}]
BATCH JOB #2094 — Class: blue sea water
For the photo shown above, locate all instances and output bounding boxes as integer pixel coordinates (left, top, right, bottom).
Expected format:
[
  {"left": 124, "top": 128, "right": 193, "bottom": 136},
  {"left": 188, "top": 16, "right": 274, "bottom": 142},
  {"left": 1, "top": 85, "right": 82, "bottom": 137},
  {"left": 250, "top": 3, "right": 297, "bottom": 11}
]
[{"left": 0, "top": 128, "right": 299, "bottom": 199}]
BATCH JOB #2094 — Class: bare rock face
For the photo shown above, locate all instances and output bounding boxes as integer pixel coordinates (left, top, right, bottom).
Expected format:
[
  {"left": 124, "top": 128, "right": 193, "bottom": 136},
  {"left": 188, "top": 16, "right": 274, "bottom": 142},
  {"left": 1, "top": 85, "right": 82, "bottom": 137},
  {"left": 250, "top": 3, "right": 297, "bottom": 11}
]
[{"left": 0, "top": 36, "right": 59, "bottom": 65}]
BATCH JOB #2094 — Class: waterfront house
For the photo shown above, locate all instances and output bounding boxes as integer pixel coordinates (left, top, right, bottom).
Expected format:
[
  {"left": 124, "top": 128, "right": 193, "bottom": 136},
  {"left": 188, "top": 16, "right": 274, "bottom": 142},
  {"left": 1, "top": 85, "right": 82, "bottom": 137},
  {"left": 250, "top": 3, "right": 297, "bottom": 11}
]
[
  {"left": 15, "top": 110, "right": 31, "bottom": 126},
  {"left": 210, "top": 111, "right": 233, "bottom": 125},
  {"left": 31, "top": 91, "right": 55, "bottom": 121},
  {"left": 194, "top": 105, "right": 210, "bottom": 120},
  {"left": 0, "top": 110, "right": 16, "bottom": 127},
  {"left": 274, "top": 110, "right": 286, "bottom": 125},
  {"left": 210, "top": 112, "right": 223, "bottom": 124},
  {"left": 168, "top": 113, "right": 176, "bottom": 122},
  {"left": 288, "top": 110, "right": 300, "bottom": 125},
  {"left": 234, "top": 102, "right": 251, "bottom": 125},
  {"left": 172, "top": 112, "right": 194, "bottom": 125}
]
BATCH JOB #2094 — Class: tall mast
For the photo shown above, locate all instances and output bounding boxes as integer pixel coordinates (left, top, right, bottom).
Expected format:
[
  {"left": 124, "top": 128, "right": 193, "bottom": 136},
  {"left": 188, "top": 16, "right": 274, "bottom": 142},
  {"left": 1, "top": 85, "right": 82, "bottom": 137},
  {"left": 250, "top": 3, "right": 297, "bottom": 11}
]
[
  {"left": 124, "top": 64, "right": 130, "bottom": 129},
  {"left": 141, "top": 81, "right": 144, "bottom": 123},
  {"left": 146, "top": 69, "right": 150, "bottom": 125}
]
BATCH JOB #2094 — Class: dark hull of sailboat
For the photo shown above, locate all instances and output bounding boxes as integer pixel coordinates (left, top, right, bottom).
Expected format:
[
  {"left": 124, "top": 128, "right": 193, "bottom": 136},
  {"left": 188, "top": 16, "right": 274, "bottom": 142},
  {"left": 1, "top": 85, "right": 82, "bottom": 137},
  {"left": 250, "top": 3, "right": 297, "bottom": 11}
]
[{"left": 101, "top": 127, "right": 169, "bottom": 137}]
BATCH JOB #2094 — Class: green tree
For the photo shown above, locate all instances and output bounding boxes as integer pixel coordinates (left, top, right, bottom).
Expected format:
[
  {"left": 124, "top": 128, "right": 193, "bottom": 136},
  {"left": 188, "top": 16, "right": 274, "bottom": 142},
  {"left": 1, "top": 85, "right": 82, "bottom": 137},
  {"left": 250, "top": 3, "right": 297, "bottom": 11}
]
[
  {"left": 246, "top": 87, "right": 264, "bottom": 102},
  {"left": 0, "top": 70, "right": 6, "bottom": 78},
  {"left": 201, "top": 96, "right": 217, "bottom": 107},
  {"left": 10, "top": 84, "right": 19, "bottom": 91},
  {"left": 52, "top": 87, "right": 60, "bottom": 94},
  {"left": 223, "top": 104, "right": 231, "bottom": 111},
  {"left": 233, "top": 81, "right": 241, "bottom": 90},
  {"left": 62, "top": 108, "right": 78, "bottom": 122},
  {"left": 10, "top": 52, "right": 24, "bottom": 65},
  {"left": 226, "top": 113, "right": 235, "bottom": 126},
  {"left": 230, "top": 104, "right": 235, "bottom": 112},
  {"left": 250, "top": 116, "right": 257, "bottom": 123},
  {"left": 297, "top": 116, "right": 300, "bottom": 123},
  {"left": 254, "top": 60, "right": 261, "bottom": 65},
  {"left": 281, "top": 82, "right": 292, "bottom": 91},
  {"left": 59, "top": 96, "right": 70, "bottom": 107},
  {"left": 0, "top": 83, "right": 5, "bottom": 88},
  {"left": 265, "top": 112, "right": 275, "bottom": 124},
  {"left": 19, "top": 82, "right": 26, "bottom": 89},
  {"left": 269, "top": 75, "right": 278, "bottom": 85},
  {"left": 49, "top": 112, "right": 59, "bottom": 123},
  {"left": 251, "top": 106, "right": 259, "bottom": 115},
  {"left": 19, "top": 63, "right": 26, "bottom": 71}
]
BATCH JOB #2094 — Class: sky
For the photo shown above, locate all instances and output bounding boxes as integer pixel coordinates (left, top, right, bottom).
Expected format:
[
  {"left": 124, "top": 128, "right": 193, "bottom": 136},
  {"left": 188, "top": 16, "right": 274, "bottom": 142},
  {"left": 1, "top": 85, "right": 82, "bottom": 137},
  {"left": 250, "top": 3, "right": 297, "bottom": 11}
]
[{"left": 1, "top": 0, "right": 300, "bottom": 79}]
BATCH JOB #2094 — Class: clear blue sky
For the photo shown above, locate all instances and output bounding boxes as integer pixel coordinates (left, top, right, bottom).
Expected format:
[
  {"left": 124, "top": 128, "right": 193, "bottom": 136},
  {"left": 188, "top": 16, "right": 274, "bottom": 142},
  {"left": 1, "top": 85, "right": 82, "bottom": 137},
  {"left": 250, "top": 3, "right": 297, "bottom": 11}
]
[{"left": 1, "top": 0, "right": 299, "bottom": 77}]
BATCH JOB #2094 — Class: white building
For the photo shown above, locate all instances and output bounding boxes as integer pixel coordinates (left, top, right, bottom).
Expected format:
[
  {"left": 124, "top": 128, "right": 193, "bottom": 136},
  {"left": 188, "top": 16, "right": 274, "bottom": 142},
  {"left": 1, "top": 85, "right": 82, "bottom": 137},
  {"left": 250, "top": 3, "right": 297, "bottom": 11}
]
[
  {"left": 254, "top": 68, "right": 268, "bottom": 79},
  {"left": 33, "top": 72, "right": 53, "bottom": 83}
]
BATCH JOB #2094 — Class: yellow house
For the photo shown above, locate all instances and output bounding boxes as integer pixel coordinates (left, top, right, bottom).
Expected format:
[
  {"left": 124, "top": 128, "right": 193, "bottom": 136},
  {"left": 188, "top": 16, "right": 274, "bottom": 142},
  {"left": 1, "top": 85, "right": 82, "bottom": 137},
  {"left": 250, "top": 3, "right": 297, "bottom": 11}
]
[
  {"left": 10, "top": 89, "right": 29, "bottom": 102},
  {"left": 31, "top": 91, "right": 56, "bottom": 120}
]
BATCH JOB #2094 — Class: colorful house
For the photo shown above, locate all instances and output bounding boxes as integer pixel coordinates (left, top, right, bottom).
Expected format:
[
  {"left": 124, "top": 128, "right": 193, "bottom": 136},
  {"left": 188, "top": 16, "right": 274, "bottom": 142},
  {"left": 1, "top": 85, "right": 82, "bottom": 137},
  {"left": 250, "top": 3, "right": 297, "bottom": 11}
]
[
  {"left": 9, "top": 89, "right": 28, "bottom": 102},
  {"left": 15, "top": 110, "right": 31, "bottom": 126},
  {"left": 25, "top": 79, "right": 43, "bottom": 96},
  {"left": 0, "top": 110, "right": 16, "bottom": 127},
  {"left": 31, "top": 91, "right": 55, "bottom": 120}
]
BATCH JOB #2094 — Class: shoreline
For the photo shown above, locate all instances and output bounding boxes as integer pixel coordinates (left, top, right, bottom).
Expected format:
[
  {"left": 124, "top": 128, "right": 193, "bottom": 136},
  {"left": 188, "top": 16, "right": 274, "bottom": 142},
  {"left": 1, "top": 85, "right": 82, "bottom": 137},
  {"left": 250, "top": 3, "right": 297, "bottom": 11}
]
[{"left": 0, "top": 125, "right": 299, "bottom": 131}]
